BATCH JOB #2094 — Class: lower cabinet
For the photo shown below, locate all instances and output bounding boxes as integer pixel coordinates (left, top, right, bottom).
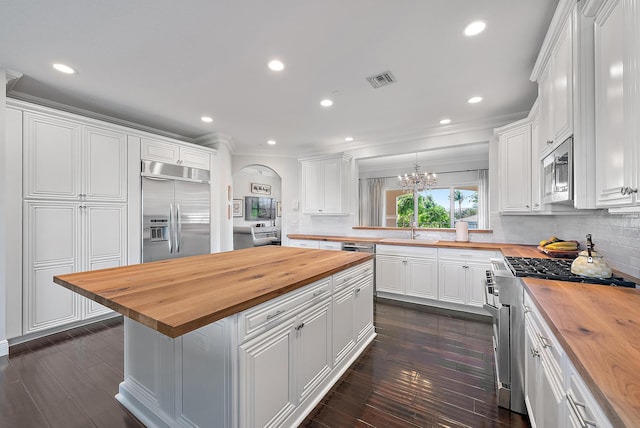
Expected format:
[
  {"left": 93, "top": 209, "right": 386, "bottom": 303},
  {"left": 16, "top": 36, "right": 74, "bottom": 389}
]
[
  {"left": 23, "top": 201, "right": 125, "bottom": 334},
  {"left": 239, "top": 296, "right": 332, "bottom": 428},
  {"left": 438, "top": 259, "right": 487, "bottom": 307},
  {"left": 376, "top": 245, "right": 438, "bottom": 299},
  {"left": 119, "top": 263, "right": 376, "bottom": 428},
  {"left": 523, "top": 290, "right": 613, "bottom": 428}
]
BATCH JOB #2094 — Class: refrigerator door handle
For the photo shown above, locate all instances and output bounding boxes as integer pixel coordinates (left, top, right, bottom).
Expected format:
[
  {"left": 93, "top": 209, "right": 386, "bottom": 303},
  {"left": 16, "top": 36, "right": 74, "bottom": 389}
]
[
  {"left": 168, "top": 203, "right": 174, "bottom": 254},
  {"left": 176, "top": 203, "right": 181, "bottom": 253}
]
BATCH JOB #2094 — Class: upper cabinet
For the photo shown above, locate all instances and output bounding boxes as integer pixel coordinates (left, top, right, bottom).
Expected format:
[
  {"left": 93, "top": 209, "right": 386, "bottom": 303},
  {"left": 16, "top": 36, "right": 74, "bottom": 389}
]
[
  {"left": 141, "top": 138, "right": 210, "bottom": 170},
  {"left": 585, "top": 0, "right": 640, "bottom": 210},
  {"left": 300, "top": 154, "right": 352, "bottom": 215},
  {"left": 496, "top": 119, "right": 533, "bottom": 213},
  {"left": 24, "top": 112, "right": 128, "bottom": 202}
]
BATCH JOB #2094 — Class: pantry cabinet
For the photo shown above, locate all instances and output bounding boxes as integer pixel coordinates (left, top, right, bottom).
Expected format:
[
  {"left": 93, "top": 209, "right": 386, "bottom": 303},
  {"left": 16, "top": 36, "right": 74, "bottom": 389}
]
[
  {"left": 586, "top": 0, "right": 640, "bottom": 209},
  {"left": 141, "top": 138, "right": 210, "bottom": 170},
  {"left": 23, "top": 201, "right": 126, "bottom": 333},
  {"left": 300, "top": 154, "right": 352, "bottom": 215},
  {"left": 23, "top": 113, "right": 127, "bottom": 202}
]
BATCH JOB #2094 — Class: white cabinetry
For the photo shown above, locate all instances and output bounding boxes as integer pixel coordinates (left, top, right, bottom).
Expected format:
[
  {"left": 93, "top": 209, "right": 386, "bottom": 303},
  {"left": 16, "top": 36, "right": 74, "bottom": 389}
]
[
  {"left": 375, "top": 245, "right": 438, "bottom": 299},
  {"left": 141, "top": 138, "right": 210, "bottom": 169},
  {"left": 287, "top": 239, "right": 320, "bottom": 249},
  {"left": 23, "top": 201, "right": 127, "bottom": 333},
  {"left": 523, "top": 289, "right": 613, "bottom": 428},
  {"left": 21, "top": 108, "right": 129, "bottom": 334},
  {"left": 438, "top": 249, "right": 494, "bottom": 308},
  {"left": 24, "top": 113, "right": 127, "bottom": 202},
  {"left": 300, "top": 154, "right": 352, "bottom": 215},
  {"left": 586, "top": 0, "right": 640, "bottom": 209},
  {"left": 496, "top": 119, "right": 534, "bottom": 213}
]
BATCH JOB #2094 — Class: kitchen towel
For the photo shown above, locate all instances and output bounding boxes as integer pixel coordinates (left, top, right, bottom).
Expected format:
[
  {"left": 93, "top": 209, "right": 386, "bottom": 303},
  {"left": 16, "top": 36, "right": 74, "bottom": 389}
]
[{"left": 456, "top": 221, "right": 469, "bottom": 242}]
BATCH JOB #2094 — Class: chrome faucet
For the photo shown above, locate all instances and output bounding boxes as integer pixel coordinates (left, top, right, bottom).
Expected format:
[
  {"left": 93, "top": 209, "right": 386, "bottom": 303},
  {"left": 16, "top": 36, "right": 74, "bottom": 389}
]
[{"left": 411, "top": 222, "right": 420, "bottom": 240}]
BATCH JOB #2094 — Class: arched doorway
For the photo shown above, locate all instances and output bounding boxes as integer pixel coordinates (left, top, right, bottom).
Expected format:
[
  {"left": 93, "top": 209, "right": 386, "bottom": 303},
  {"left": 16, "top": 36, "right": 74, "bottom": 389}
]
[{"left": 232, "top": 164, "right": 282, "bottom": 249}]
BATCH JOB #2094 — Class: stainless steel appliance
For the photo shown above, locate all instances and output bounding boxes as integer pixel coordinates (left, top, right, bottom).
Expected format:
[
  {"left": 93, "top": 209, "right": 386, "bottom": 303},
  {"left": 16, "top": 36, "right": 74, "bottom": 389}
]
[
  {"left": 342, "top": 242, "right": 376, "bottom": 294},
  {"left": 542, "top": 136, "right": 573, "bottom": 204},
  {"left": 483, "top": 258, "right": 526, "bottom": 414},
  {"left": 142, "top": 160, "right": 211, "bottom": 262}
]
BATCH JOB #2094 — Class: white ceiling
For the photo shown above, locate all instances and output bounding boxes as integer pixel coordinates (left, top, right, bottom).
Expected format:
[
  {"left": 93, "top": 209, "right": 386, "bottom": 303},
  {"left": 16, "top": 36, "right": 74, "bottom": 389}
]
[{"left": 1, "top": 1, "right": 557, "bottom": 157}]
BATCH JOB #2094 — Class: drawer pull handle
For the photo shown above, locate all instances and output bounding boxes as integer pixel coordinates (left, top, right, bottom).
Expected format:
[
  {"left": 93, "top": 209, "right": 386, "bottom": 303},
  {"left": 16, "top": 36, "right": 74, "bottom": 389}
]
[
  {"left": 355, "top": 287, "right": 361, "bottom": 294},
  {"left": 343, "top": 276, "right": 352, "bottom": 283},
  {"left": 295, "top": 322, "right": 305, "bottom": 331},
  {"left": 313, "top": 290, "right": 326, "bottom": 298},
  {"left": 567, "top": 392, "right": 596, "bottom": 427},
  {"left": 523, "top": 305, "right": 531, "bottom": 314},
  {"left": 266, "top": 310, "right": 285, "bottom": 320},
  {"left": 538, "top": 334, "right": 552, "bottom": 349},
  {"left": 530, "top": 347, "right": 540, "bottom": 358}
]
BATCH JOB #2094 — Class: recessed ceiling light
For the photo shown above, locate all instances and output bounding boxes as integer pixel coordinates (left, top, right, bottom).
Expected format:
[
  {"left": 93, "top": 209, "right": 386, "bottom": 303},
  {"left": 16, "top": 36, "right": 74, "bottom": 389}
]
[
  {"left": 468, "top": 96, "right": 483, "bottom": 104},
  {"left": 320, "top": 99, "right": 333, "bottom": 107},
  {"left": 267, "top": 140, "right": 277, "bottom": 145},
  {"left": 439, "top": 119, "right": 452, "bottom": 125},
  {"left": 464, "top": 21, "right": 486, "bottom": 37},
  {"left": 53, "top": 63, "right": 76, "bottom": 74},
  {"left": 268, "top": 60, "right": 285, "bottom": 71},
  {"left": 345, "top": 137, "right": 354, "bottom": 142},
  {"left": 201, "top": 116, "right": 213, "bottom": 123}
]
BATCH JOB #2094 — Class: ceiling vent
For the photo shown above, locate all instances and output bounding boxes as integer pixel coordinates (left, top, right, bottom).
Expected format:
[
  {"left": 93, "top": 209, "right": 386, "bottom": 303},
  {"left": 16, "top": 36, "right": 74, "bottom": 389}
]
[{"left": 366, "top": 71, "right": 397, "bottom": 89}]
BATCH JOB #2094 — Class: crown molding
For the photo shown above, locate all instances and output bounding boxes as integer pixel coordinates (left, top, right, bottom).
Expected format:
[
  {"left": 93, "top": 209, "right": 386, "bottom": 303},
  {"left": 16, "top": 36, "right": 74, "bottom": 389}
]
[{"left": 5, "top": 70, "right": 23, "bottom": 91}]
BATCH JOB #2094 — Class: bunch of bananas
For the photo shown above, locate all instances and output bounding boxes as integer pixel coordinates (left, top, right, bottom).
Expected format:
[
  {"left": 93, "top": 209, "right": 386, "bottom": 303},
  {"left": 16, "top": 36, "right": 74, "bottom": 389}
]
[{"left": 539, "top": 236, "right": 579, "bottom": 251}]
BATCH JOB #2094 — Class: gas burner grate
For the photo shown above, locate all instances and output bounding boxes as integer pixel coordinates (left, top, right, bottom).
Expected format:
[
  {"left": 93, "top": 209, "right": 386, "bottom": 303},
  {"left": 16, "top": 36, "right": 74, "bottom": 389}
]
[{"left": 503, "top": 256, "right": 636, "bottom": 288}]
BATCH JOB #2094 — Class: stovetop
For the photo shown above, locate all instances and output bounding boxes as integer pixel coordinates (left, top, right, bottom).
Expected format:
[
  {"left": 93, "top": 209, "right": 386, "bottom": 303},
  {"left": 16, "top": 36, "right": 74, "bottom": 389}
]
[{"left": 503, "top": 256, "right": 637, "bottom": 288}]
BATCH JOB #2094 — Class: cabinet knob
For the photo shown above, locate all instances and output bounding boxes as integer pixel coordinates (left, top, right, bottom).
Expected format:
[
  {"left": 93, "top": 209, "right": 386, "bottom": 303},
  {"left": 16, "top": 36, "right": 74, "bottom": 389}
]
[
  {"left": 546, "top": 140, "right": 553, "bottom": 145},
  {"left": 534, "top": 203, "right": 540, "bottom": 208},
  {"left": 530, "top": 347, "right": 540, "bottom": 358},
  {"left": 621, "top": 187, "right": 628, "bottom": 195},
  {"left": 525, "top": 205, "right": 530, "bottom": 208}
]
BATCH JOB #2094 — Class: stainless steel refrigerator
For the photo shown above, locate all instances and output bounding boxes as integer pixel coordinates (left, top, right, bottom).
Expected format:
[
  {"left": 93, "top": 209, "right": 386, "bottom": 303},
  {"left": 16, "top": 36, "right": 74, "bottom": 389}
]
[{"left": 142, "top": 160, "right": 211, "bottom": 262}]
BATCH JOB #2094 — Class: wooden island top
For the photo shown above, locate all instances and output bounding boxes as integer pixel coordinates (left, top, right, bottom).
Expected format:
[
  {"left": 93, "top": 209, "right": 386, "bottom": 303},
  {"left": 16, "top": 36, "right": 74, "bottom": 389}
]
[
  {"left": 54, "top": 246, "right": 372, "bottom": 338},
  {"left": 524, "top": 279, "right": 640, "bottom": 428}
]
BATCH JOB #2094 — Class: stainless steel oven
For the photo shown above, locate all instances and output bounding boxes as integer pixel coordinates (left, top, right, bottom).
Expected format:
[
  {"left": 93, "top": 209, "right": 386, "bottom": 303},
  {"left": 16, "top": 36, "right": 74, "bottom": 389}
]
[{"left": 483, "top": 258, "right": 526, "bottom": 414}]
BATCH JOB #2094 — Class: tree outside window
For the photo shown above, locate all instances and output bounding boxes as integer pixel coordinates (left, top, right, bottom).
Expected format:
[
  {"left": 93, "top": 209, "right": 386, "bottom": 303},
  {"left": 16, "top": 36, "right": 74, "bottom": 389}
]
[{"left": 393, "top": 186, "right": 479, "bottom": 229}]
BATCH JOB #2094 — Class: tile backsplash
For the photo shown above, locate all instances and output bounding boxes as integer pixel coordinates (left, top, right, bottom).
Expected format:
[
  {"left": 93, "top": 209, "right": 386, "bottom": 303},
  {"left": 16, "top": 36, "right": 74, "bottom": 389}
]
[{"left": 490, "top": 212, "right": 640, "bottom": 279}]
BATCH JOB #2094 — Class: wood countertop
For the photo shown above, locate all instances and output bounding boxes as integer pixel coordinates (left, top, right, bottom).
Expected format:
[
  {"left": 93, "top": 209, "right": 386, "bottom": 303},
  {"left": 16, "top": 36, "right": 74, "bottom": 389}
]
[
  {"left": 523, "top": 279, "right": 640, "bottom": 428},
  {"left": 288, "top": 234, "right": 383, "bottom": 243},
  {"left": 54, "top": 246, "right": 373, "bottom": 338}
]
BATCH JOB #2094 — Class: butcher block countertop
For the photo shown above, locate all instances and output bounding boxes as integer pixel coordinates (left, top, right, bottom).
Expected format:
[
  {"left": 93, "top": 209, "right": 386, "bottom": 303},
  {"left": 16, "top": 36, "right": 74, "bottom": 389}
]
[
  {"left": 54, "top": 246, "right": 372, "bottom": 338},
  {"left": 524, "top": 279, "right": 640, "bottom": 428}
]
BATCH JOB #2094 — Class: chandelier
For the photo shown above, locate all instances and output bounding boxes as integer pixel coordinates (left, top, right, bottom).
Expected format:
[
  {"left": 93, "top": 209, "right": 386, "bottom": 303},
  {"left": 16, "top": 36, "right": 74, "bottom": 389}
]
[{"left": 397, "top": 156, "right": 437, "bottom": 193}]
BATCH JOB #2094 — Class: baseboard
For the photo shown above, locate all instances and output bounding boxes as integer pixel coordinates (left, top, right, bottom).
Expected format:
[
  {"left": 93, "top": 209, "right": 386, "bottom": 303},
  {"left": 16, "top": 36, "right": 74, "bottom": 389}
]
[{"left": 0, "top": 339, "right": 8, "bottom": 357}]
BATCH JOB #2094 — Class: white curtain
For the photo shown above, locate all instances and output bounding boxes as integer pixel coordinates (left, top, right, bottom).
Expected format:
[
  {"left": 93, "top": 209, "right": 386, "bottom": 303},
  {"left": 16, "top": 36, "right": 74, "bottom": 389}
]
[
  {"left": 359, "top": 178, "right": 385, "bottom": 226},
  {"left": 478, "top": 169, "right": 489, "bottom": 229}
]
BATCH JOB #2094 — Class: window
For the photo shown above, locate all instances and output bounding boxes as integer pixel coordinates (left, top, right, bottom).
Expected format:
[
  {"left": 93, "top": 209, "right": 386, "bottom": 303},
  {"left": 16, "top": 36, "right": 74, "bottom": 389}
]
[{"left": 390, "top": 185, "right": 480, "bottom": 229}]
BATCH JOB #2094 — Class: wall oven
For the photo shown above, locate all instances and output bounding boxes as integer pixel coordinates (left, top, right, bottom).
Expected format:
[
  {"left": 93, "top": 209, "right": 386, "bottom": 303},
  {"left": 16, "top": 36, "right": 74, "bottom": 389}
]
[
  {"left": 542, "top": 136, "right": 573, "bottom": 204},
  {"left": 483, "top": 258, "right": 526, "bottom": 414}
]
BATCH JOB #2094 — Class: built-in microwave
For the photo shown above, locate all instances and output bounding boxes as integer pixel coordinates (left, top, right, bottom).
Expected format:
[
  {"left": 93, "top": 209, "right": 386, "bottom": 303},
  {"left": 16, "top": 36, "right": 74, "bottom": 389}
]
[{"left": 542, "top": 136, "right": 573, "bottom": 204}]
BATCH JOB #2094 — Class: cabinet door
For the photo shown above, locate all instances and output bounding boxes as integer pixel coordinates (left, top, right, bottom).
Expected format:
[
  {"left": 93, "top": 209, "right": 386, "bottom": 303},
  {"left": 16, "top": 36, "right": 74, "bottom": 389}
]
[
  {"left": 500, "top": 125, "right": 532, "bottom": 212},
  {"left": 551, "top": 16, "right": 573, "bottom": 143},
  {"left": 83, "top": 126, "right": 127, "bottom": 202},
  {"left": 524, "top": 320, "right": 541, "bottom": 427},
  {"left": 539, "top": 69, "right": 554, "bottom": 149},
  {"left": 179, "top": 146, "right": 210, "bottom": 169},
  {"left": 438, "top": 261, "right": 466, "bottom": 304},
  {"left": 82, "top": 204, "right": 127, "bottom": 318},
  {"left": 405, "top": 257, "right": 438, "bottom": 299},
  {"left": 375, "top": 255, "right": 405, "bottom": 294},
  {"left": 321, "top": 158, "right": 341, "bottom": 213},
  {"left": 239, "top": 318, "right": 297, "bottom": 428},
  {"left": 466, "top": 263, "right": 488, "bottom": 307},
  {"left": 296, "top": 299, "right": 332, "bottom": 403},
  {"left": 24, "top": 201, "right": 81, "bottom": 333},
  {"left": 353, "top": 277, "right": 374, "bottom": 342},
  {"left": 594, "top": 0, "right": 632, "bottom": 206},
  {"left": 301, "top": 160, "right": 322, "bottom": 213},
  {"left": 24, "top": 113, "right": 81, "bottom": 200},
  {"left": 539, "top": 358, "right": 564, "bottom": 428},
  {"left": 141, "top": 138, "right": 180, "bottom": 164},
  {"left": 530, "top": 113, "right": 543, "bottom": 211},
  {"left": 332, "top": 287, "right": 355, "bottom": 365}
]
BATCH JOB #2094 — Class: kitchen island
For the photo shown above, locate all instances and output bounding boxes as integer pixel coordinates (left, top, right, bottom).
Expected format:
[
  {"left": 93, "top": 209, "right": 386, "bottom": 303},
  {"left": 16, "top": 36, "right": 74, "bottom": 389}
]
[{"left": 54, "top": 246, "right": 375, "bottom": 428}]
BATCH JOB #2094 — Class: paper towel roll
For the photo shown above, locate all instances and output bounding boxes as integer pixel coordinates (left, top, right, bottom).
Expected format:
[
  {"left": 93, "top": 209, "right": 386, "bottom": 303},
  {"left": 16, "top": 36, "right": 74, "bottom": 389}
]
[{"left": 455, "top": 221, "right": 469, "bottom": 242}]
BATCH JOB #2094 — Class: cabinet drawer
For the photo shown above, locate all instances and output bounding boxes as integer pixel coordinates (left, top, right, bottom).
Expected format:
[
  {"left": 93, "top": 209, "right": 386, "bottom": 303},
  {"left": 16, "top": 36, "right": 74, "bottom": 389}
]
[
  {"left": 524, "top": 291, "right": 564, "bottom": 381},
  {"left": 566, "top": 360, "right": 612, "bottom": 428},
  {"left": 438, "top": 248, "right": 498, "bottom": 262},
  {"left": 333, "top": 260, "right": 373, "bottom": 293},
  {"left": 319, "top": 241, "right": 343, "bottom": 251},
  {"left": 238, "top": 278, "right": 331, "bottom": 342},
  {"left": 287, "top": 239, "right": 320, "bottom": 249},
  {"left": 376, "top": 244, "right": 437, "bottom": 258}
]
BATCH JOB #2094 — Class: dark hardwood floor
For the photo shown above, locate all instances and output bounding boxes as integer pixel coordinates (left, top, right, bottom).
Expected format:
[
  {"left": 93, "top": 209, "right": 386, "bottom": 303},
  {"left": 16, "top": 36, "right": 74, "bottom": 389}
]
[{"left": 0, "top": 300, "right": 530, "bottom": 427}]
